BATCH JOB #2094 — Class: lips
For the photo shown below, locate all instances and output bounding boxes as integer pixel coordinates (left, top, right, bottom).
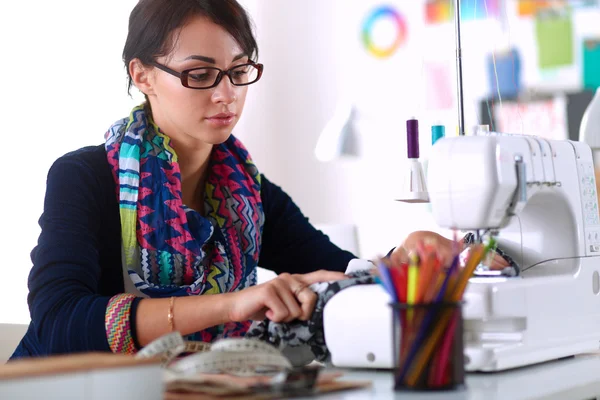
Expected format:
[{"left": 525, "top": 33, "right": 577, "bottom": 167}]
[{"left": 206, "top": 112, "right": 236, "bottom": 127}]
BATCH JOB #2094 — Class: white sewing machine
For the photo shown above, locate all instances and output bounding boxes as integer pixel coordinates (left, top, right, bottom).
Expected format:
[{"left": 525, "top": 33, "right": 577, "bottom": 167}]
[{"left": 324, "top": 134, "right": 600, "bottom": 372}]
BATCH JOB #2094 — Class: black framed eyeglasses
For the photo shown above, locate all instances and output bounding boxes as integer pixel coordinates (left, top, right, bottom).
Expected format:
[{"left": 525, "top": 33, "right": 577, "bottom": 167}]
[{"left": 152, "top": 61, "right": 264, "bottom": 89}]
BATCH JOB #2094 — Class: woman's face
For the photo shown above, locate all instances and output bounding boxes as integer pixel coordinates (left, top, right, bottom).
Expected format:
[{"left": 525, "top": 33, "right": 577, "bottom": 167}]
[{"left": 138, "top": 15, "right": 250, "bottom": 147}]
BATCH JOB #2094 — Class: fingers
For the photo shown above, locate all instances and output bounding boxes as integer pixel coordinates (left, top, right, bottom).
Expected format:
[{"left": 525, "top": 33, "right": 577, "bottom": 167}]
[
  {"left": 261, "top": 284, "right": 290, "bottom": 322},
  {"left": 393, "top": 231, "right": 511, "bottom": 272},
  {"left": 296, "top": 270, "right": 347, "bottom": 285},
  {"left": 399, "top": 237, "right": 456, "bottom": 267},
  {"left": 489, "top": 253, "right": 510, "bottom": 270},
  {"left": 390, "top": 246, "right": 408, "bottom": 266},
  {"left": 295, "top": 286, "right": 317, "bottom": 321},
  {"left": 249, "top": 308, "right": 268, "bottom": 321},
  {"left": 271, "top": 279, "right": 303, "bottom": 323},
  {"left": 259, "top": 270, "right": 349, "bottom": 323},
  {"left": 280, "top": 270, "right": 345, "bottom": 321},
  {"left": 434, "top": 246, "right": 454, "bottom": 267},
  {"left": 260, "top": 273, "right": 319, "bottom": 323}
]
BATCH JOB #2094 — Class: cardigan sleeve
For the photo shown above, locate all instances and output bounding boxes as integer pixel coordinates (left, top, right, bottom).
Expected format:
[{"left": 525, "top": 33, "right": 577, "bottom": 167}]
[
  {"left": 258, "top": 175, "right": 357, "bottom": 274},
  {"left": 27, "top": 154, "right": 135, "bottom": 355}
]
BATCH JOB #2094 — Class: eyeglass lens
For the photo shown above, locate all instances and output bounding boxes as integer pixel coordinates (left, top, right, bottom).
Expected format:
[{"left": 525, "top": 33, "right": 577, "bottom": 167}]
[{"left": 186, "top": 64, "right": 259, "bottom": 88}]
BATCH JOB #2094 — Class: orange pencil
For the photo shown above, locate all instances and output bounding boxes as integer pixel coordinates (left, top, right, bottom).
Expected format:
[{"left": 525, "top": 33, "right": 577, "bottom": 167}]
[{"left": 415, "top": 246, "right": 436, "bottom": 303}]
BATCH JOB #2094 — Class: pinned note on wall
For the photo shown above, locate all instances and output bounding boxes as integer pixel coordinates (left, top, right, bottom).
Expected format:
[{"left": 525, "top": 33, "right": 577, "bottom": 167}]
[
  {"left": 493, "top": 96, "right": 568, "bottom": 140},
  {"left": 518, "top": 0, "right": 551, "bottom": 16},
  {"left": 423, "top": 61, "right": 454, "bottom": 110},
  {"left": 535, "top": 11, "right": 574, "bottom": 69},
  {"left": 425, "top": 0, "right": 499, "bottom": 24},
  {"left": 487, "top": 48, "right": 521, "bottom": 100},
  {"left": 517, "top": 0, "right": 599, "bottom": 17},
  {"left": 583, "top": 39, "right": 600, "bottom": 89}
]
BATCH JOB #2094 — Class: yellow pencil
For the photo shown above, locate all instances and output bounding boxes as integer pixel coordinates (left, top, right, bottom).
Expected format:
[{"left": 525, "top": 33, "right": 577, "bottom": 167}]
[{"left": 407, "top": 252, "right": 419, "bottom": 320}]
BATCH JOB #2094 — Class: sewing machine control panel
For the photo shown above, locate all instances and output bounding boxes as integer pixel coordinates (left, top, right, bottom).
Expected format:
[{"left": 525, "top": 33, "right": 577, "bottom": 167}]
[{"left": 579, "top": 161, "right": 600, "bottom": 254}]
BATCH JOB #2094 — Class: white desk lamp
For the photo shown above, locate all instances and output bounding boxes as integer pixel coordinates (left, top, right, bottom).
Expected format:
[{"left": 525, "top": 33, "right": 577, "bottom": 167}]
[
  {"left": 315, "top": 102, "right": 359, "bottom": 162},
  {"left": 579, "top": 88, "right": 600, "bottom": 165}
]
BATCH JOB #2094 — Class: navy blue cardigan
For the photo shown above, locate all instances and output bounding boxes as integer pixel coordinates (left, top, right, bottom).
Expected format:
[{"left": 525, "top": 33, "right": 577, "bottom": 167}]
[{"left": 11, "top": 145, "right": 356, "bottom": 359}]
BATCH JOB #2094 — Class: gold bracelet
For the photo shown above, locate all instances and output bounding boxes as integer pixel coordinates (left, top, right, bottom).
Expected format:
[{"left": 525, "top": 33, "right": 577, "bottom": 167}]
[{"left": 168, "top": 296, "right": 176, "bottom": 332}]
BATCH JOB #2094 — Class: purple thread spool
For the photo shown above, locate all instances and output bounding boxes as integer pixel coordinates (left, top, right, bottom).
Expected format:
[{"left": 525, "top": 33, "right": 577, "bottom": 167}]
[{"left": 407, "top": 119, "right": 419, "bottom": 159}]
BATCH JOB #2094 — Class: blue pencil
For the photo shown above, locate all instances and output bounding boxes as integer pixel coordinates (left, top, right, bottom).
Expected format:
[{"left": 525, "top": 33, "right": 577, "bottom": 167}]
[{"left": 376, "top": 260, "right": 398, "bottom": 302}]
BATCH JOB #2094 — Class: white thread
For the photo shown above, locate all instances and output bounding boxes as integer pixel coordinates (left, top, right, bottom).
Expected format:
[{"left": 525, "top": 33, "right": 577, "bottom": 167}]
[
  {"left": 502, "top": 0, "right": 524, "bottom": 134},
  {"left": 485, "top": 0, "right": 503, "bottom": 121}
]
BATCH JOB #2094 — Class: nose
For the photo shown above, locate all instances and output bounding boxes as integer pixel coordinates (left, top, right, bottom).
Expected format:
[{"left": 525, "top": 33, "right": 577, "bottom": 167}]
[{"left": 211, "top": 75, "right": 237, "bottom": 105}]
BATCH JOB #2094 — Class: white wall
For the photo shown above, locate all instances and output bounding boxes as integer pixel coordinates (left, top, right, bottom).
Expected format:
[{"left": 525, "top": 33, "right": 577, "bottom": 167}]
[
  {"left": 0, "top": 0, "right": 142, "bottom": 323},
  {"left": 236, "top": 0, "right": 357, "bottom": 223}
]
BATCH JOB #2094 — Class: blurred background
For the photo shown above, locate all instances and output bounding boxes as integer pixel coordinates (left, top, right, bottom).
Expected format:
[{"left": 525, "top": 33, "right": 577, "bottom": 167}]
[{"left": 0, "top": 0, "right": 599, "bottom": 324}]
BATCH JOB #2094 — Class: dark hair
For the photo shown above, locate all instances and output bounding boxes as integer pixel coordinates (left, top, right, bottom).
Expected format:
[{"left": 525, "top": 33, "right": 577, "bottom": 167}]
[{"left": 123, "top": 0, "right": 258, "bottom": 95}]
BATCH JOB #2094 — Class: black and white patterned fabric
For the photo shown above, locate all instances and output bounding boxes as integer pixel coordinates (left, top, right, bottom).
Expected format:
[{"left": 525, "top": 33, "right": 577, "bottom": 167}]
[{"left": 245, "top": 270, "right": 375, "bottom": 366}]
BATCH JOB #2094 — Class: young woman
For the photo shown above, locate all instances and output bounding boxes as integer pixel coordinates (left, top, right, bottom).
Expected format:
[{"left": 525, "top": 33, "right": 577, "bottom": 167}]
[{"left": 11, "top": 0, "right": 506, "bottom": 359}]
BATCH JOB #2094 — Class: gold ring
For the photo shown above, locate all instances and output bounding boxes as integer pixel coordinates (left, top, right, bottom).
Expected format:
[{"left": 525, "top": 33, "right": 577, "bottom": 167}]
[{"left": 293, "top": 285, "right": 307, "bottom": 297}]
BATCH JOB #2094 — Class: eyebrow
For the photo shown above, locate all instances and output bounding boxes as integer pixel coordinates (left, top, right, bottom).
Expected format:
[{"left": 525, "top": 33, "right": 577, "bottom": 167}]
[{"left": 183, "top": 53, "right": 248, "bottom": 64}]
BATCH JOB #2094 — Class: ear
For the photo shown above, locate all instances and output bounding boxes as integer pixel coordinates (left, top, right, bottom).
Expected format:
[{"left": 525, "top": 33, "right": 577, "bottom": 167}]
[{"left": 129, "top": 59, "right": 155, "bottom": 96}]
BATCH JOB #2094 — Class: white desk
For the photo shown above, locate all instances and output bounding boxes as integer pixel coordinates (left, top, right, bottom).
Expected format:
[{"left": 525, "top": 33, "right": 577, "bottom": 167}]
[{"left": 295, "top": 355, "right": 600, "bottom": 400}]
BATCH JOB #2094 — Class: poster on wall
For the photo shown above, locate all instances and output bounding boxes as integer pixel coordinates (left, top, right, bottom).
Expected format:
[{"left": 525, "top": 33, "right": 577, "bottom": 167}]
[
  {"left": 337, "top": 0, "right": 426, "bottom": 118},
  {"left": 425, "top": 0, "right": 500, "bottom": 24},
  {"left": 493, "top": 96, "right": 568, "bottom": 140},
  {"left": 361, "top": 5, "right": 409, "bottom": 59},
  {"left": 583, "top": 38, "right": 600, "bottom": 89},
  {"left": 517, "top": 0, "right": 599, "bottom": 17},
  {"left": 424, "top": 61, "right": 454, "bottom": 109},
  {"left": 535, "top": 11, "right": 574, "bottom": 69}
]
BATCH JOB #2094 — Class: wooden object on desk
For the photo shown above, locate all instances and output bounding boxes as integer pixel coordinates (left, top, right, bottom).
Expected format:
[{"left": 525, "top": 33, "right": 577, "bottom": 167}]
[
  {"left": 165, "top": 371, "right": 372, "bottom": 400},
  {"left": 0, "top": 352, "right": 163, "bottom": 400}
]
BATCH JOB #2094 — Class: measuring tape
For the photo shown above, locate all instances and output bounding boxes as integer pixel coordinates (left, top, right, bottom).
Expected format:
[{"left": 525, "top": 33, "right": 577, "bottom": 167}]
[{"left": 135, "top": 332, "right": 292, "bottom": 377}]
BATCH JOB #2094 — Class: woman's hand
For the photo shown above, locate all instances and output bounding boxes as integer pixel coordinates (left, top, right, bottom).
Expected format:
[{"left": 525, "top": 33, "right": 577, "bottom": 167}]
[
  {"left": 391, "top": 231, "right": 456, "bottom": 266},
  {"left": 390, "top": 231, "right": 509, "bottom": 270},
  {"left": 226, "top": 270, "right": 347, "bottom": 324}
]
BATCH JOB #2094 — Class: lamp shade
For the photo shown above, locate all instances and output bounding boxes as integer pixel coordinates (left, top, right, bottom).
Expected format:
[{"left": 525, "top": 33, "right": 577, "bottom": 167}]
[
  {"left": 580, "top": 88, "right": 600, "bottom": 150},
  {"left": 315, "top": 103, "right": 359, "bottom": 162}
]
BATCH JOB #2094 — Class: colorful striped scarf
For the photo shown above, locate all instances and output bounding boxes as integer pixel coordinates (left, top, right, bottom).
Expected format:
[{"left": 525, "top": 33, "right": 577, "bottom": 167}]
[{"left": 105, "top": 105, "right": 264, "bottom": 341}]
